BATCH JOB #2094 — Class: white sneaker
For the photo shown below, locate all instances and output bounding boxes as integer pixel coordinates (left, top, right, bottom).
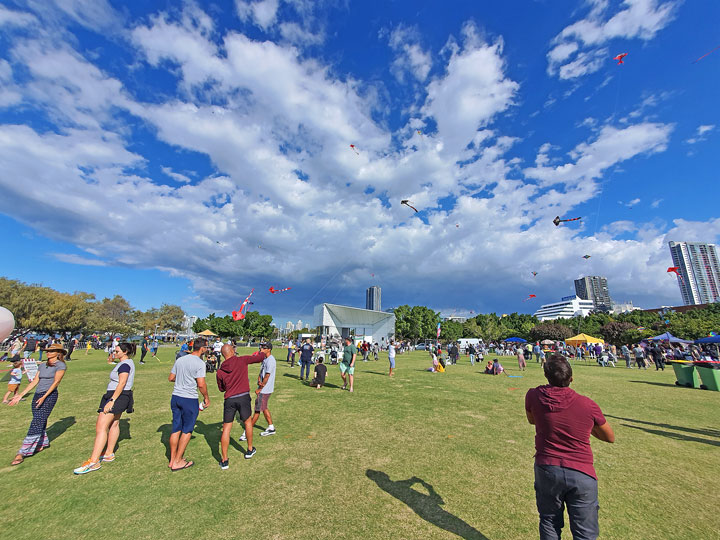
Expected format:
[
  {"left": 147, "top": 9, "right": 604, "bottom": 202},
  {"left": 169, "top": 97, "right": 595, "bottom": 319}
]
[
  {"left": 260, "top": 428, "right": 276, "bottom": 437},
  {"left": 239, "top": 432, "right": 247, "bottom": 441}
]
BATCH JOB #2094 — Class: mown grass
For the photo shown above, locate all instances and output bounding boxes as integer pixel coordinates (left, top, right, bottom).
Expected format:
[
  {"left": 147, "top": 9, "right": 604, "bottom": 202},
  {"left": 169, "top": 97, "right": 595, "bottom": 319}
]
[{"left": 1, "top": 347, "right": 718, "bottom": 539}]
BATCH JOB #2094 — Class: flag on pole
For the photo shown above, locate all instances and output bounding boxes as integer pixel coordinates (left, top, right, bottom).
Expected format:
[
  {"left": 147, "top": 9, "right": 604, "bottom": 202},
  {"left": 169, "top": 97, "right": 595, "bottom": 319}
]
[{"left": 437, "top": 322, "right": 441, "bottom": 338}]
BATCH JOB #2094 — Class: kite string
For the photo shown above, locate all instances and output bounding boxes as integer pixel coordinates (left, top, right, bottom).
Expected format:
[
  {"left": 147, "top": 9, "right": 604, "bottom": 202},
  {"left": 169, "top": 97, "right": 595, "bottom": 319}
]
[
  {"left": 292, "top": 258, "right": 356, "bottom": 324},
  {"left": 593, "top": 66, "right": 624, "bottom": 236}
]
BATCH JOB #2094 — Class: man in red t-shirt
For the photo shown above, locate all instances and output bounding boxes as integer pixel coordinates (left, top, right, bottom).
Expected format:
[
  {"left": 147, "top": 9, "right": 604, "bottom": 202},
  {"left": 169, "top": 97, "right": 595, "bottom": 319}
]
[{"left": 525, "top": 354, "right": 614, "bottom": 540}]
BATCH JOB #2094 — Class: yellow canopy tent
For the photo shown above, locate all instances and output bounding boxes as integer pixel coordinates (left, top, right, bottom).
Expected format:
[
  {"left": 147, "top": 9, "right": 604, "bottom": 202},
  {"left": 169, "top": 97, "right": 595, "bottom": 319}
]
[
  {"left": 566, "top": 333, "right": 604, "bottom": 346},
  {"left": 197, "top": 329, "right": 217, "bottom": 336}
]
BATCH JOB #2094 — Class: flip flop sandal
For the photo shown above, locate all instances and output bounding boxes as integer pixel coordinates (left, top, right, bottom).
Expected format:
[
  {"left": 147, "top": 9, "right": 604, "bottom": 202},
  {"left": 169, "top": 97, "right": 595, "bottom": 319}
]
[
  {"left": 11, "top": 456, "right": 24, "bottom": 466},
  {"left": 171, "top": 461, "right": 194, "bottom": 472}
]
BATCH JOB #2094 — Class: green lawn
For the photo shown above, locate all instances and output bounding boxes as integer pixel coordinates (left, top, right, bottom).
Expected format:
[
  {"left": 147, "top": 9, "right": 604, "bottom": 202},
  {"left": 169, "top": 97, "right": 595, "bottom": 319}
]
[{"left": 1, "top": 347, "right": 718, "bottom": 539}]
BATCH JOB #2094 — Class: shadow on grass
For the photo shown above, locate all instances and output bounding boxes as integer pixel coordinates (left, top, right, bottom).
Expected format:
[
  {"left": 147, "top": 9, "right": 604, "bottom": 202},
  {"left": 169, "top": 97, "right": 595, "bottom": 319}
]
[
  {"left": 47, "top": 416, "right": 76, "bottom": 442},
  {"left": 628, "top": 380, "right": 679, "bottom": 389},
  {"left": 283, "top": 372, "right": 342, "bottom": 388},
  {"left": 606, "top": 415, "right": 720, "bottom": 439},
  {"left": 621, "top": 424, "right": 720, "bottom": 447},
  {"left": 366, "top": 470, "right": 490, "bottom": 540},
  {"left": 157, "top": 424, "right": 173, "bottom": 462},
  {"left": 363, "top": 371, "right": 389, "bottom": 376},
  {"left": 195, "top": 420, "right": 246, "bottom": 462}
]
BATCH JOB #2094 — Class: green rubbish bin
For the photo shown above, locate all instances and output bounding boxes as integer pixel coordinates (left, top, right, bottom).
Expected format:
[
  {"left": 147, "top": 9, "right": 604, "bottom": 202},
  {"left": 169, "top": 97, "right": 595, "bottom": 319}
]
[
  {"left": 695, "top": 363, "right": 720, "bottom": 391},
  {"left": 671, "top": 362, "right": 700, "bottom": 388}
]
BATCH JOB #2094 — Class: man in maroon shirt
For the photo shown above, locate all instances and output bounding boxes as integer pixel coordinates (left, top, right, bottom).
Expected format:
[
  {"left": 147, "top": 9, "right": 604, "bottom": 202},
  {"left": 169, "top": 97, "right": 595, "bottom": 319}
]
[
  {"left": 216, "top": 344, "right": 268, "bottom": 469},
  {"left": 525, "top": 354, "right": 615, "bottom": 540}
]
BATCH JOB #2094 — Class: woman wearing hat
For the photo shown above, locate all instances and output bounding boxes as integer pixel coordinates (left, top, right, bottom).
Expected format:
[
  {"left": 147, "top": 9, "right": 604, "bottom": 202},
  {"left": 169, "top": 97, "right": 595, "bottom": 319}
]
[
  {"left": 9, "top": 343, "right": 68, "bottom": 465},
  {"left": 74, "top": 342, "right": 136, "bottom": 475}
]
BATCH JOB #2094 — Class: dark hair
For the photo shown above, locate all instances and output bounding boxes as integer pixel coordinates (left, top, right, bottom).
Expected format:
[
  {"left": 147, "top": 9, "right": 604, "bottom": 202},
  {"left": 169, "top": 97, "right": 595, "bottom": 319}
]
[
  {"left": 193, "top": 338, "right": 208, "bottom": 351},
  {"left": 118, "top": 343, "right": 137, "bottom": 357},
  {"left": 259, "top": 342, "right": 273, "bottom": 351},
  {"left": 544, "top": 354, "right": 572, "bottom": 387},
  {"left": 317, "top": 356, "right": 324, "bottom": 363}
]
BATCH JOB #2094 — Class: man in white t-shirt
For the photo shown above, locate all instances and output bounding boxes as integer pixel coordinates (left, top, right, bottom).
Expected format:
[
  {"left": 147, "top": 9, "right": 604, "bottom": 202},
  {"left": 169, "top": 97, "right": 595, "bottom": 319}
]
[
  {"left": 241, "top": 343, "right": 277, "bottom": 441},
  {"left": 388, "top": 341, "right": 396, "bottom": 377}
]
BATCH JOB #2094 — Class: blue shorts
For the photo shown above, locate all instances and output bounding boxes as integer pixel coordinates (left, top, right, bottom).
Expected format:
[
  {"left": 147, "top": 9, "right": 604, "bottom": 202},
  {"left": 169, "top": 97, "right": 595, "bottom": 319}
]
[
  {"left": 389, "top": 357, "right": 396, "bottom": 368},
  {"left": 171, "top": 395, "right": 199, "bottom": 434}
]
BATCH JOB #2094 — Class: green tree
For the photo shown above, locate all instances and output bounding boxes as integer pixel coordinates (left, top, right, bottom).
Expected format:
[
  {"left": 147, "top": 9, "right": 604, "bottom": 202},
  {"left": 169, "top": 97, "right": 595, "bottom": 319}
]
[
  {"left": 528, "top": 322, "right": 574, "bottom": 342},
  {"left": 440, "top": 320, "right": 463, "bottom": 342},
  {"left": 599, "top": 322, "right": 637, "bottom": 345}
]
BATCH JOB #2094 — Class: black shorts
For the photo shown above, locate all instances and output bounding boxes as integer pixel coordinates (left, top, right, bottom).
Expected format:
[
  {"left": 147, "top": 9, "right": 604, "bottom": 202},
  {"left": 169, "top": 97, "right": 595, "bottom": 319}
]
[
  {"left": 224, "top": 394, "right": 251, "bottom": 424},
  {"left": 98, "top": 390, "right": 134, "bottom": 415}
]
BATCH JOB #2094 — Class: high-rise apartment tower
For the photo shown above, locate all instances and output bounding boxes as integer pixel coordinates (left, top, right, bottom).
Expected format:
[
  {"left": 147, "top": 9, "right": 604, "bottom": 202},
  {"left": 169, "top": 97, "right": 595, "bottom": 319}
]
[
  {"left": 668, "top": 241, "right": 720, "bottom": 305},
  {"left": 574, "top": 276, "right": 612, "bottom": 311},
  {"left": 366, "top": 286, "right": 381, "bottom": 311}
]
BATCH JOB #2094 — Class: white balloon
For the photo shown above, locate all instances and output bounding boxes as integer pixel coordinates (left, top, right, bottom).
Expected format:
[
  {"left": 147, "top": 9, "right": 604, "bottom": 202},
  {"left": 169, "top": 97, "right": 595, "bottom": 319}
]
[{"left": 0, "top": 306, "right": 15, "bottom": 342}]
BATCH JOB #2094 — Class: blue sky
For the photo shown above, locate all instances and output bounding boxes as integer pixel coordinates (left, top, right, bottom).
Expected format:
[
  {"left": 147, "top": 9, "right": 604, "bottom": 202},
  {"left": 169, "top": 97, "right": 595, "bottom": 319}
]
[{"left": 1, "top": 0, "right": 719, "bottom": 326}]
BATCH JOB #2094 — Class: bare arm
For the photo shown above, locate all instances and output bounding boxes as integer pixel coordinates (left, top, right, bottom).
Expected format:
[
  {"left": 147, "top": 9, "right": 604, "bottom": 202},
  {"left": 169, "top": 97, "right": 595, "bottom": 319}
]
[
  {"left": 591, "top": 421, "right": 615, "bottom": 443},
  {"left": 9, "top": 376, "right": 39, "bottom": 405},
  {"left": 168, "top": 372, "right": 176, "bottom": 382},
  {"left": 197, "top": 377, "right": 210, "bottom": 407}
]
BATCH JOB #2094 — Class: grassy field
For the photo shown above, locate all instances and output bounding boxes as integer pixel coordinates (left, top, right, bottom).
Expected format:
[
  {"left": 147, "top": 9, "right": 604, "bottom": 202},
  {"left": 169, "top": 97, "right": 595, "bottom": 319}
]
[{"left": 1, "top": 347, "right": 718, "bottom": 539}]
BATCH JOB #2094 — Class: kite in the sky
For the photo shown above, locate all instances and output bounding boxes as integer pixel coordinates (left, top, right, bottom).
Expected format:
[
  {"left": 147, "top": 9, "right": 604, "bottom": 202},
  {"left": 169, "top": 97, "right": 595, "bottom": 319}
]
[
  {"left": 232, "top": 288, "right": 255, "bottom": 321},
  {"left": 269, "top": 286, "right": 291, "bottom": 294},
  {"left": 693, "top": 45, "right": 720, "bottom": 64},
  {"left": 455, "top": 224, "right": 460, "bottom": 228},
  {"left": 532, "top": 271, "right": 538, "bottom": 277},
  {"left": 523, "top": 294, "right": 537, "bottom": 302},
  {"left": 401, "top": 199, "right": 418, "bottom": 212},
  {"left": 582, "top": 255, "right": 592, "bottom": 259},
  {"left": 667, "top": 267, "right": 683, "bottom": 281},
  {"left": 349, "top": 144, "right": 359, "bottom": 155},
  {"left": 416, "top": 130, "right": 423, "bottom": 136},
  {"left": 613, "top": 53, "right": 628, "bottom": 64},
  {"left": 553, "top": 216, "right": 582, "bottom": 226}
]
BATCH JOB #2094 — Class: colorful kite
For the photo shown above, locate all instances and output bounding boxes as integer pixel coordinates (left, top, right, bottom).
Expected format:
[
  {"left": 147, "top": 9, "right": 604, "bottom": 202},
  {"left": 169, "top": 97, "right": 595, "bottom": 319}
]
[
  {"left": 523, "top": 294, "right": 537, "bottom": 302},
  {"left": 269, "top": 286, "right": 291, "bottom": 294},
  {"left": 693, "top": 45, "right": 720, "bottom": 64},
  {"left": 613, "top": 53, "right": 628, "bottom": 64},
  {"left": 232, "top": 289, "right": 254, "bottom": 321},
  {"left": 553, "top": 216, "right": 582, "bottom": 226},
  {"left": 349, "top": 144, "right": 359, "bottom": 155},
  {"left": 582, "top": 255, "right": 592, "bottom": 259},
  {"left": 637, "top": 326, "right": 646, "bottom": 331},
  {"left": 401, "top": 199, "right": 418, "bottom": 212},
  {"left": 667, "top": 267, "right": 684, "bottom": 281},
  {"left": 532, "top": 271, "right": 538, "bottom": 277}
]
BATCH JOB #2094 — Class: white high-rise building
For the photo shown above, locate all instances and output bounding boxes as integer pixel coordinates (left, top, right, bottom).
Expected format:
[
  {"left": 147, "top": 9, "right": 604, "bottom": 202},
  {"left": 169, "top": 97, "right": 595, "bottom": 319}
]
[
  {"left": 668, "top": 241, "right": 720, "bottom": 305},
  {"left": 285, "top": 321, "right": 293, "bottom": 332},
  {"left": 533, "top": 296, "right": 595, "bottom": 321},
  {"left": 297, "top": 319, "right": 304, "bottom": 330}
]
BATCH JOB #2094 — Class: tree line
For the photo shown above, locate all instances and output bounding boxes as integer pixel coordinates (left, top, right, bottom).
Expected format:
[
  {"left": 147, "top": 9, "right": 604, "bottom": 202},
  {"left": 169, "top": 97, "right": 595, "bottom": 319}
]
[
  {"left": 0, "top": 277, "right": 185, "bottom": 335},
  {"left": 191, "top": 312, "right": 274, "bottom": 340},
  {"left": 393, "top": 303, "right": 720, "bottom": 345}
]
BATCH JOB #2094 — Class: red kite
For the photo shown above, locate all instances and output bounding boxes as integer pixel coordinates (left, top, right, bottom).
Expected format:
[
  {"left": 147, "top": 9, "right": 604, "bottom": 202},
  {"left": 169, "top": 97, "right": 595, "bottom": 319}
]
[
  {"left": 269, "top": 286, "right": 291, "bottom": 294},
  {"left": 613, "top": 53, "right": 628, "bottom": 64},
  {"left": 553, "top": 216, "right": 582, "bottom": 226},
  {"left": 349, "top": 144, "right": 359, "bottom": 155},
  {"left": 523, "top": 294, "right": 537, "bottom": 302},
  {"left": 667, "top": 267, "right": 683, "bottom": 282},
  {"left": 232, "top": 288, "right": 255, "bottom": 321}
]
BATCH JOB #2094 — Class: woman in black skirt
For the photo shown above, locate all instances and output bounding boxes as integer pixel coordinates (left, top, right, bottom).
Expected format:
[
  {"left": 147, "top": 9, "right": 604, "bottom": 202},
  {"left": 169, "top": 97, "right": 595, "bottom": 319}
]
[{"left": 73, "top": 342, "right": 136, "bottom": 475}]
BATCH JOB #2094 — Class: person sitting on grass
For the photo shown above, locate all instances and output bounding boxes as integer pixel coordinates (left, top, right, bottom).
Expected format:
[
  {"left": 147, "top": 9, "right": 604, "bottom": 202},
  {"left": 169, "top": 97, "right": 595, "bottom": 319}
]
[
  {"left": 484, "top": 360, "right": 494, "bottom": 374},
  {"left": 74, "top": 342, "right": 136, "bottom": 475},
  {"left": 426, "top": 350, "right": 439, "bottom": 372},
  {"left": 492, "top": 358, "right": 504, "bottom": 375},
  {"left": 310, "top": 356, "right": 327, "bottom": 388}
]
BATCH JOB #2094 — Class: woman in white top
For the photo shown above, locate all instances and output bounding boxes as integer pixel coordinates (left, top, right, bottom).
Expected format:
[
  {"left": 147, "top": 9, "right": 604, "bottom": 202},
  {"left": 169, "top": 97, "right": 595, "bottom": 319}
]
[{"left": 74, "top": 342, "right": 136, "bottom": 475}]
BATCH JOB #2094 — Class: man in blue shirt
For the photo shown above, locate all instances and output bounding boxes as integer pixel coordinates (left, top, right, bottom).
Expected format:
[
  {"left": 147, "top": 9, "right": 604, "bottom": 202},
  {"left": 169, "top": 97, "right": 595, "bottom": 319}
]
[{"left": 299, "top": 338, "right": 314, "bottom": 381}]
